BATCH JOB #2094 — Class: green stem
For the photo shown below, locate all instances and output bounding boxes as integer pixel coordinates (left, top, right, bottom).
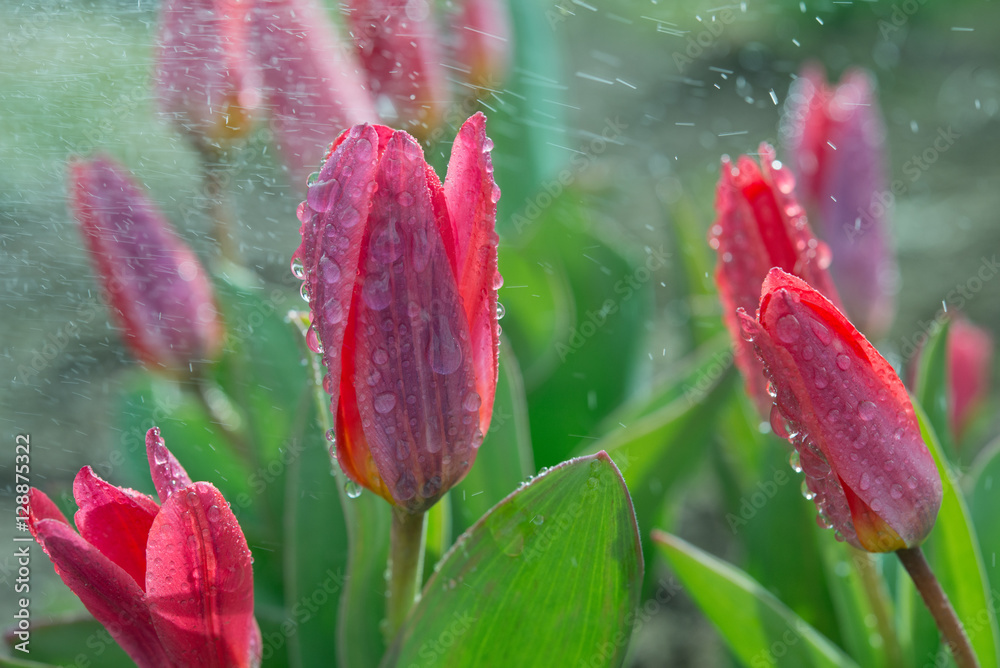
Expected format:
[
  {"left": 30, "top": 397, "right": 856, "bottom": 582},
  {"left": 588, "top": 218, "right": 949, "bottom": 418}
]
[
  {"left": 201, "top": 157, "right": 241, "bottom": 266},
  {"left": 851, "top": 548, "right": 904, "bottom": 668},
  {"left": 385, "top": 507, "right": 427, "bottom": 641},
  {"left": 897, "top": 546, "right": 980, "bottom": 668},
  {"left": 188, "top": 375, "right": 255, "bottom": 467}
]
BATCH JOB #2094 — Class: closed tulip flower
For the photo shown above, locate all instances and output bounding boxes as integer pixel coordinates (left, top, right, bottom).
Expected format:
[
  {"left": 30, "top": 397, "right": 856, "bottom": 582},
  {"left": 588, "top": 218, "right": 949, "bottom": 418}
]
[
  {"left": 944, "top": 317, "right": 993, "bottom": 443},
  {"left": 27, "top": 428, "right": 261, "bottom": 668},
  {"left": 69, "top": 156, "right": 223, "bottom": 375},
  {"left": 710, "top": 143, "right": 841, "bottom": 416},
  {"left": 292, "top": 112, "right": 501, "bottom": 513},
  {"left": 452, "top": 0, "right": 513, "bottom": 89},
  {"left": 739, "top": 268, "right": 941, "bottom": 552}
]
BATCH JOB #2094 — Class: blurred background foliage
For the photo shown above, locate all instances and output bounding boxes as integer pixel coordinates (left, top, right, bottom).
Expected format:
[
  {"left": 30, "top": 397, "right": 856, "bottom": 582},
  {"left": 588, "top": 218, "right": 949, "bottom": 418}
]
[{"left": 2, "top": 0, "right": 999, "bottom": 666}]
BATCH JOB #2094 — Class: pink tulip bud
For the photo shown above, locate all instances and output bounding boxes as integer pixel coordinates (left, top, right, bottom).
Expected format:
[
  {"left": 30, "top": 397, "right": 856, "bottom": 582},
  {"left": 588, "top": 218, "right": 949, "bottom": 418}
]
[
  {"left": 251, "top": 0, "right": 378, "bottom": 185},
  {"left": 292, "top": 113, "right": 501, "bottom": 512},
  {"left": 69, "top": 155, "right": 223, "bottom": 374},
  {"left": 739, "top": 268, "right": 942, "bottom": 552},
  {"left": 155, "top": 0, "right": 261, "bottom": 151},
  {"left": 452, "top": 0, "right": 512, "bottom": 88},
  {"left": 27, "top": 428, "right": 261, "bottom": 668},
  {"left": 947, "top": 317, "right": 993, "bottom": 442},
  {"left": 710, "top": 143, "right": 841, "bottom": 416}
]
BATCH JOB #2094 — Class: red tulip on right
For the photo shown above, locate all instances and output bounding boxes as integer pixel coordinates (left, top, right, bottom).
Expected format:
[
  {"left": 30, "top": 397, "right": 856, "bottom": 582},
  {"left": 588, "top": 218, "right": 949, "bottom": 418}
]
[
  {"left": 739, "top": 268, "right": 941, "bottom": 552},
  {"left": 947, "top": 317, "right": 993, "bottom": 442}
]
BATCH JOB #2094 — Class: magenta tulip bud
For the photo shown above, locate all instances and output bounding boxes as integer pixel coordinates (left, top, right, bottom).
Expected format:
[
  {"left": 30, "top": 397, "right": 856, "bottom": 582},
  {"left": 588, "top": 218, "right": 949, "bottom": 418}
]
[{"left": 452, "top": 0, "right": 512, "bottom": 88}]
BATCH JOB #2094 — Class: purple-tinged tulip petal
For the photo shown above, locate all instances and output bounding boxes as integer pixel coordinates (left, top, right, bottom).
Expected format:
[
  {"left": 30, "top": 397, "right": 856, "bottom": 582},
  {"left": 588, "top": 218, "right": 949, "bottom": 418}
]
[
  {"left": 155, "top": 0, "right": 261, "bottom": 150},
  {"left": 346, "top": 0, "right": 448, "bottom": 138},
  {"left": 452, "top": 0, "right": 512, "bottom": 88},
  {"left": 29, "top": 515, "right": 169, "bottom": 668},
  {"left": 739, "top": 268, "right": 941, "bottom": 552},
  {"left": 783, "top": 64, "right": 896, "bottom": 337},
  {"left": 251, "top": 0, "right": 377, "bottom": 185},
  {"left": 69, "top": 156, "right": 224, "bottom": 375},
  {"left": 147, "top": 426, "right": 195, "bottom": 503},
  {"left": 73, "top": 467, "right": 159, "bottom": 590},
  {"left": 146, "top": 482, "right": 259, "bottom": 668},
  {"left": 710, "top": 143, "right": 840, "bottom": 416}
]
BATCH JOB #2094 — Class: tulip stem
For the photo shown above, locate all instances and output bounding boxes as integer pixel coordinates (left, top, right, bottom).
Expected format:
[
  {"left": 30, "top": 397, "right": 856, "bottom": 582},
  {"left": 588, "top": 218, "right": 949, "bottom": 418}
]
[
  {"left": 202, "top": 158, "right": 241, "bottom": 266},
  {"left": 897, "top": 546, "right": 980, "bottom": 668},
  {"left": 386, "top": 507, "right": 427, "bottom": 643}
]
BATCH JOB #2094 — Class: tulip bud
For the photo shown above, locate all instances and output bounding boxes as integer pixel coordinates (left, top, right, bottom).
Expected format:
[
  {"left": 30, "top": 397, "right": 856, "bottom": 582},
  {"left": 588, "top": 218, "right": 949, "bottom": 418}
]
[
  {"left": 28, "top": 428, "right": 261, "bottom": 668},
  {"left": 69, "top": 155, "right": 223, "bottom": 375},
  {"left": 739, "top": 268, "right": 942, "bottom": 552},
  {"left": 782, "top": 64, "right": 896, "bottom": 337},
  {"left": 710, "top": 143, "right": 841, "bottom": 416},
  {"left": 946, "top": 317, "right": 993, "bottom": 442},
  {"left": 251, "top": 0, "right": 378, "bottom": 185},
  {"left": 346, "top": 0, "right": 449, "bottom": 139},
  {"left": 292, "top": 113, "right": 501, "bottom": 512},
  {"left": 452, "top": 0, "right": 512, "bottom": 88},
  {"left": 155, "top": 0, "right": 261, "bottom": 152}
]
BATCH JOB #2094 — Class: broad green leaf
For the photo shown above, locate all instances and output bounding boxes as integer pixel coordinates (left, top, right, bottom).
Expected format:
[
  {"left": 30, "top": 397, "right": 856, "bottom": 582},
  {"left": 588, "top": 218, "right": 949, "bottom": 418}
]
[
  {"left": 912, "top": 400, "right": 1000, "bottom": 667},
  {"left": 913, "top": 320, "right": 954, "bottom": 458},
  {"left": 449, "top": 338, "right": 535, "bottom": 537},
  {"left": 970, "top": 437, "right": 1000, "bottom": 604},
  {"left": 0, "top": 658, "right": 59, "bottom": 668},
  {"left": 381, "top": 453, "right": 643, "bottom": 668},
  {"left": 1, "top": 616, "right": 133, "bottom": 668},
  {"left": 653, "top": 532, "right": 859, "bottom": 668}
]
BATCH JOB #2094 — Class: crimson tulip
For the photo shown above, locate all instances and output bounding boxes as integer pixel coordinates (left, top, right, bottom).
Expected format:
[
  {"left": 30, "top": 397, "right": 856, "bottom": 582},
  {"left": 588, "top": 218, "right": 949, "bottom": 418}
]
[
  {"left": 346, "top": 0, "right": 449, "bottom": 138},
  {"left": 292, "top": 112, "right": 501, "bottom": 512},
  {"left": 251, "top": 0, "right": 377, "bottom": 185},
  {"left": 783, "top": 64, "right": 896, "bottom": 337},
  {"left": 155, "top": 0, "right": 261, "bottom": 151},
  {"left": 710, "top": 143, "right": 841, "bottom": 415},
  {"left": 27, "top": 428, "right": 261, "bottom": 668},
  {"left": 739, "top": 268, "right": 942, "bottom": 552},
  {"left": 70, "top": 155, "right": 224, "bottom": 375}
]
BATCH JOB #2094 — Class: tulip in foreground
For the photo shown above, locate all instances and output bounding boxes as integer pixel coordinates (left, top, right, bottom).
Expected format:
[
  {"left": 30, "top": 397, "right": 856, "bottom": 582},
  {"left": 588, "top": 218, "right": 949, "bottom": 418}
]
[
  {"left": 292, "top": 112, "right": 501, "bottom": 513},
  {"left": 70, "top": 156, "right": 224, "bottom": 375},
  {"left": 738, "top": 268, "right": 941, "bottom": 552},
  {"left": 783, "top": 64, "right": 896, "bottom": 337},
  {"left": 710, "top": 143, "right": 841, "bottom": 415},
  {"left": 28, "top": 428, "right": 261, "bottom": 668}
]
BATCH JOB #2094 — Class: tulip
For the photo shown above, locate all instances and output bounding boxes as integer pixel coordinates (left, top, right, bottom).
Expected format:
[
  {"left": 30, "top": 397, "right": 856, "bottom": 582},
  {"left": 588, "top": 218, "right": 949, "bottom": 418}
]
[
  {"left": 27, "top": 428, "right": 261, "bottom": 668},
  {"left": 709, "top": 143, "right": 841, "bottom": 416},
  {"left": 946, "top": 317, "right": 993, "bottom": 442},
  {"left": 738, "top": 268, "right": 942, "bottom": 552},
  {"left": 346, "top": 0, "right": 449, "bottom": 139},
  {"left": 155, "top": 0, "right": 261, "bottom": 151},
  {"left": 251, "top": 0, "right": 378, "bottom": 185},
  {"left": 452, "top": 0, "right": 513, "bottom": 89},
  {"left": 292, "top": 112, "right": 501, "bottom": 513},
  {"left": 69, "top": 156, "right": 224, "bottom": 375},
  {"left": 783, "top": 64, "right": 896, "bottom": 337}
]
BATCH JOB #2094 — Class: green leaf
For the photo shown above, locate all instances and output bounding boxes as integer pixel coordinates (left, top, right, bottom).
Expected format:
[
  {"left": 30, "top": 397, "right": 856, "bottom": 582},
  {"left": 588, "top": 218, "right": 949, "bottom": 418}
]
[
  {"left": 913, "top": 320, "right": 955, "bottom": 458},
  {"left": 1, "top": 616, "right": 133, "bottom": 668},
  {"left": 969, "top": 437, "right": 1000, "bottom": 605},
  {"left": 449, "top": 337, "right": 535, "bottom": 537},
  {"left": 911, "top": 400, "right": 1000, "bottom": 667},
  {"left": 381, "top": 453, "right": 643, "bottom": 668},
  {"left": 653, "top": 532, "right": 859, "bottom": 668}
]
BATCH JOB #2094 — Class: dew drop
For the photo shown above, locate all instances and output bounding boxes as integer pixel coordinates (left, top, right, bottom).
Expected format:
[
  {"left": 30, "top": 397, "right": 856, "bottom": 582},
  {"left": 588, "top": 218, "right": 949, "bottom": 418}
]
[
  {"left": 396, "top": 441, "right": 410, "bottom": 461},
  {"left": 858, "top": 400, "right": 877, "bottom": 421},
  {"left": 801, "top": 345, "right": 814, "bottom": 360},
  {"left": 300, "top": 282, "right": 312, "bottom": 301},
  {"left": 185, "top": 491, "right": 200, "bottom": 507},
  {"left": 890, "top": 484, "right": 903, "bottom": 499},
  {"left": 789, "top": 449, "right": 802, "bottom": 473},
  {"left": 836, "top": 354, "right": 851, "bottom": 371},
  {"left": 394, "top": 473, "right": 416, "bottom": 501},
  {"left": 811, "top": 319, "right": 833, "bottom": 345},
  {"left": 371, "top": 221, "right": 403, "bottom": 263},
  {"left": 374, "top": 393, "right": 397, "bottom": 414},
  {"left": 775, "top": 314, "right": 801, "bottom": 343},
  {"left": 153, "top": 447, "right": 168, "bottom": 465},
  {"left": 490, "top": 183, "right": 501, "bottom": 203},
  {"left": 319, "top": 255, "right": 341, "bottom": 284},
  {"left": 306, "top": 325, "right": 324, "bottom": 354},
  {"left": 495, "top": 302, "right": 506, "bottom": 320},
  {"left": 814, "top": 367, "right": 829, "bottom": 389},
  {"left": 859, "top": 472, "right": 871, "bottom": 491},
  {"left": 396, "top": 191, "right": 415, "bottom": 207},
  {"left": 307, "top": 178, "right": 339, "bottom": 213},
  {"left": 801, "top": 480, "right": 815, "bottom": 500},
  {"left": 361, "top": 271, "right": 392, "bottom": 310},
  {"left": 291, "top": 256, "right": 305, "bottom": 280},
  {"left": 769, "top": 404, "right": 790, "bottom": 439},
  {"left": 906, "top": 476, "right": 918, "bottom": 490},
  {"left": 207, "top": 505, "right": 221, "bottom": 523},
  {"left": 345, "top": 481, "right": 363, "bottom": 499},
  {"left": 428, "top": 314, "right": 462, "bottom": 375},
  {"left": 463, "top": 391, "right": 482, "bottom": 412},
  {"left": 325, "top": 428, "right": 336, "bottom": 443},
  {"left": 766, "top": 381, "right": 777, "bottom": 398},
  {"left": 372, "top": 348, "right": 389, "bottom": 365}
]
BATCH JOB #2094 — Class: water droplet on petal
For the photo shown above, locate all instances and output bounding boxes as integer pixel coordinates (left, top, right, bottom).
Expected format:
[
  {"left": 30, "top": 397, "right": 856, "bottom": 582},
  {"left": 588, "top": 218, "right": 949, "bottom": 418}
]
[
  {"left": 373, "top": 348, "right": 389, "bottom": 365},
  {"left": 811, "top": 319, "right": 833, "bottom": 345},
  {"left": 890, "top": 484, "right": 903, "bottom": 499},
  {"left": 859, "top": 472, "right": 871, "bottom": 491},
  {"left": 495, "top": 302, "right": 506, "bottom": 320},
  {"left": 374, "top": 392, "right": 397, "bottom": 414},
  {"left": 396, "top": 191, "right": 415, "bottom": 207},
  {"left": 814, "top": 367, "right": 829, "bottom": 389},
  {"left": 362, "top": 271, "right": 392, "bottom": 310},
  {"left": 801, "top": 480, "right": 815, "bottom": 500},
  {"left": 319, "top": 255, "right": 341, "bottom": 284},
  {"left": 291, "top": 256, "right": 305, "bottom": 279},
  {"left": 300, "top": 282, "right": 312, "bottom": 301},
  {"left": 769, "top": 404, "right": 790, "bottom": 438},
  {"left": 207, "top": 505, "right": 221, "bottom": 522},
  {"left": 801, "top": 345, "right": 814, "bottom": 360},
  {"left": 836, "top": 354, "right": 851, "bottom": 370},
  {"left": 428, "top": 314, "right": 462, "bottom": 375},
  {"left": 463, "top": 391, "right": 482, "bottom": 412},
  {"left": 858, "top": 401, "right": 877, "bottom": 421},
  {"left": 490, "top": 183, "right": 501, "bottom": 203},
  {"left": 307, "top": 178, "right": 339, "bottom": 212},
  {"left": 789, "top": 449, "right": 802, "bottom": 473},
  {"left": 345, "top": 481, "right": 363, "bottom": 499},
  {"left": 775, "top": 314, "right": 801, "bottom": 343},
  {"left": 153, "top": 447, "right": 168, "bottom": 465},
  {"left": 325, "top": 428, "right": 336, "bottom": 443}
]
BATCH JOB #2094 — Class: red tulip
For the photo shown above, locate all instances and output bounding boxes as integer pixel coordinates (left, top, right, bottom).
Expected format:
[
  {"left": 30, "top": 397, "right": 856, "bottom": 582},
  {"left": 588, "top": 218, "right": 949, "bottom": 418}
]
[
  {"left": 69, "top": 156, "right": 224, "bottom": 375},
  {"left": 710, "top": 143, "right": 841, "bottom": 415},
  {"left": 739, "top": 268, "right": 941, "bottom": 552},
  {"left": 27, "top": 428, "right": 261, "bottom": 668},
  {"left": 452, "top": 0, "right": 513, "bottom": 88},
  {"left": 155, "top": 0, "right": 261, "bottom": 151},
  {"left": 783, "top": 64, "right": 896, "bottom": 337},
  {"left": 346, "top": 0, "right": 449, "bottom": 139},
  {"left": 947, "top": 317, "right": 993, "bottom": 442},
  {"left": 251, "top": 0, "right": 378, "bottom": 185},
  {"left": 292, "top": 113, "right": 501, "bottom": 512}
]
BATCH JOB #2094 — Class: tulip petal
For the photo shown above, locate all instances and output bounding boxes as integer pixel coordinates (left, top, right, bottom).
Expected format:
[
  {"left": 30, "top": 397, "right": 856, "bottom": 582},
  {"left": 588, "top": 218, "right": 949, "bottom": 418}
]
[
  {"left": 744, "top": 268, "right": 941, "bottom": 550},
  {"left": 30, "top": 518, "right": 169, "bottom": 668},
  {"left": 251, "top": 0, "right": 377, "bottom": 184},
  {"left": 346, "top": 130, "right": 480, "bottom": 511},
  {"left": 146, "top": 482, "right": 258, "bottom": 668},
  {"left": 72, "top": 467, "right": 159, "bottom": 591},
  {"left": 444, "top": 112, "right": 501, "bottom": 433},
  {"left": 27, "top": 488, "right": 70, "bottom": 529},
  {"left": 147, "top": 427, "right": 194, "bottom": 503}
]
